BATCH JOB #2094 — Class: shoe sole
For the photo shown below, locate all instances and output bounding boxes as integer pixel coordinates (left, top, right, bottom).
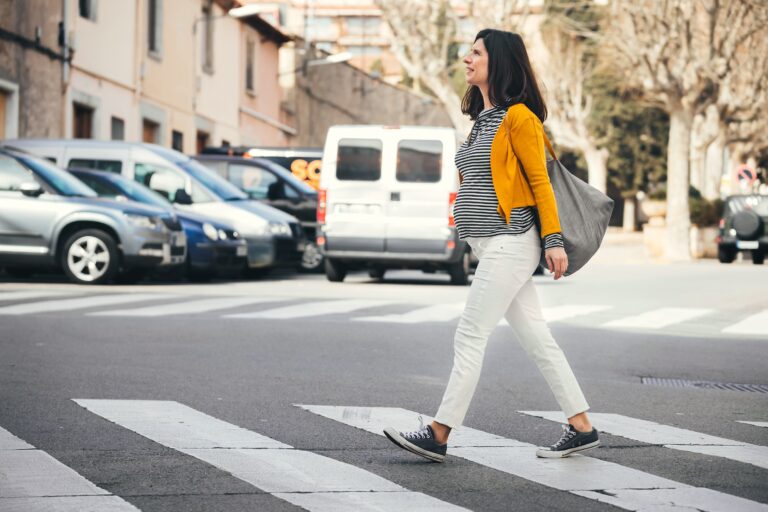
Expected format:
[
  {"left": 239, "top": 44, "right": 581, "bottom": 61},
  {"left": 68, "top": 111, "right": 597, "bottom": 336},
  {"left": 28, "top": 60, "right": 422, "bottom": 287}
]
[
  {"left": 383, "top": 427, "right": 446, "bottom": 463},
  {"left": 535, "top": 439, "right": 600, "bottom": 458}
]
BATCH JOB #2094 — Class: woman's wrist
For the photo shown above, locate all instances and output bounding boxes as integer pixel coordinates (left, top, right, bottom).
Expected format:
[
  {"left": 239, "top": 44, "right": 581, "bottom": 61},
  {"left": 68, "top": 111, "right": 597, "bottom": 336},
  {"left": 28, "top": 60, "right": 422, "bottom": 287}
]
[{"left": 543, "top": 232, "right": 564, "bottom": 250}]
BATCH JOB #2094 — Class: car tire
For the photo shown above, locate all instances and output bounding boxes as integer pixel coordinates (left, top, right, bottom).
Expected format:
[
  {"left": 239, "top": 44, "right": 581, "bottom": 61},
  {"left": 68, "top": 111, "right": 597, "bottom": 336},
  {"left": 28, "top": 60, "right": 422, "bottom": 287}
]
[
  {"left": 752, "top": 250, "right": 765, "bottom": 265},
  {"left": 61, "top": 229, "right": 119, "bottom": 285},
  {"left": 325, "top": 258, "right": 347, "bottom": 282},
  {"left": 299, "top": 242, "right": 324, "bottom": 273},
  {"left": 718, "top": 246, "right": 736, "bottom": 264},
  {"left": 114, "top": 268, "right": 149, "bottom": 284},
  {"left": 369, "top": 268, "right": 385, "bottom": 280},
  {"left": 447, "top": 251, "right": 470, "bottom": 285}
]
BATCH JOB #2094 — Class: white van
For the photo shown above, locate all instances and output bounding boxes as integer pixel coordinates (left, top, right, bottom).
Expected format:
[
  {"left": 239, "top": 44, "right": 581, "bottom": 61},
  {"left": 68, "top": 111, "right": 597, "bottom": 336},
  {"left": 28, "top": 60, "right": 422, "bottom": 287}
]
[
  {"left": 8, "top": 139, "right": 303, "bottom": 270},
  {"left": 318, "top": 125, "right": 472, "bottom": 284}
]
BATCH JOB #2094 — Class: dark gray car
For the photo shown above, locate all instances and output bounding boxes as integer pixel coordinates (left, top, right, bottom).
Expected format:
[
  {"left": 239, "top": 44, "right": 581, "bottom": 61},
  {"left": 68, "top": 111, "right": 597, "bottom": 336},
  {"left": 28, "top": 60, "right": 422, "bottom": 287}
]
[{"left": 0, "top": 148, "right": 186, "bottom": 284}]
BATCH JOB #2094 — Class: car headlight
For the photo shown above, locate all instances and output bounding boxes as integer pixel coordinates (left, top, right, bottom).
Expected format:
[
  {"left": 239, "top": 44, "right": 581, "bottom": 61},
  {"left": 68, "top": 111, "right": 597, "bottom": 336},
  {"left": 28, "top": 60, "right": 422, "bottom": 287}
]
[
  {"left": 218, "top": 229, "right": 228, "bottom": 240},
  {"left": 268, "top": 222, "right": 292, "bottom": 236},
  {"left": 125, "top": 213, "right": 160, "bottom": 229},
  {"left": 202, "top": 222, "right": 219, "bottom": 241}
]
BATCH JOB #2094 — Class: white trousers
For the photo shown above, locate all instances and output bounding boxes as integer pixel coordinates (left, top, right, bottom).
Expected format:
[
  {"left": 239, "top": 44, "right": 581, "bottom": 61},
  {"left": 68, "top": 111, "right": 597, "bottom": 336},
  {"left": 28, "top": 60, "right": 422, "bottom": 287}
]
[{"left": 434, "top": 226, "right": 590, "bottom": 428}]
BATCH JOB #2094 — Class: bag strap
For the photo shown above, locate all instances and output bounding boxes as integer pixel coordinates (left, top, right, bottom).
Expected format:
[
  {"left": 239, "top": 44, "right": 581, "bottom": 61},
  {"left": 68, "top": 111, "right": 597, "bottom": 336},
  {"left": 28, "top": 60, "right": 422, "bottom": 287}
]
[{"left": 542, "top": 130, "right": 558, "bottom": 161}]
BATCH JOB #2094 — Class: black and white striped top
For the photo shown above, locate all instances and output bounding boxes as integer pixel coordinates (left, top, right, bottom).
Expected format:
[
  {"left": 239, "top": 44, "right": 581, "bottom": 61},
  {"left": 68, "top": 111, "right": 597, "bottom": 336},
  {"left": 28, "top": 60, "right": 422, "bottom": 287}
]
[{"left": 453, "top": 105, "right": 564, "bottom": 250}]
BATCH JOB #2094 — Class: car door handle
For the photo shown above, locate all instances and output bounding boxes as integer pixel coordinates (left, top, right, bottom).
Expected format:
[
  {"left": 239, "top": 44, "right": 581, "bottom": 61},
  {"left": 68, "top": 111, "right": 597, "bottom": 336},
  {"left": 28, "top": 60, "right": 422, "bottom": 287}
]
[{"left": 391, "top": 192, "right": 400, "bottom": 201}]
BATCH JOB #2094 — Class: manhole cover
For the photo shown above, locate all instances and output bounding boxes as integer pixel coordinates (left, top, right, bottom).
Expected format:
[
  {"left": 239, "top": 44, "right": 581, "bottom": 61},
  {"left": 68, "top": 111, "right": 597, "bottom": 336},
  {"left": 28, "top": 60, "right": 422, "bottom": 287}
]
[{"left": 641, "top": 377, "right": 768, "bottom": 394}]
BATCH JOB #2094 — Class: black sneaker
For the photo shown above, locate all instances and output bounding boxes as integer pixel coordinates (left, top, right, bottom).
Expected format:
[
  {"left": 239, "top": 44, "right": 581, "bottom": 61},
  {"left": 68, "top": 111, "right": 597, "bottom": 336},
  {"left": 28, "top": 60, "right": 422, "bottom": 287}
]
[
  {"left": 536, "top": 424, "right": 600, "bottom": 458},
  {"left": 383, "top": 416, "right": 447, "bottom": 463}
]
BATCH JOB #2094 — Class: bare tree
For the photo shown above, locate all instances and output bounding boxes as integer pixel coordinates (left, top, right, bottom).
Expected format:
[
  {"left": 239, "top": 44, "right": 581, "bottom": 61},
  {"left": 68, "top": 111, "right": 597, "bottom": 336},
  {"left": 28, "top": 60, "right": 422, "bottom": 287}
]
[{"left": 606, "top": 0, "right": 767, "bottom": 261}]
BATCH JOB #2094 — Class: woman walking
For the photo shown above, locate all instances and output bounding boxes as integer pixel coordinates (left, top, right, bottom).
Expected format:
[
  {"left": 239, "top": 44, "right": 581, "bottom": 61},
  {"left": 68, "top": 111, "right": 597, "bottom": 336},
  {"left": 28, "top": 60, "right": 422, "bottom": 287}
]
[{"left": 383, "top": 29, "right": 599, "bottom": 462}]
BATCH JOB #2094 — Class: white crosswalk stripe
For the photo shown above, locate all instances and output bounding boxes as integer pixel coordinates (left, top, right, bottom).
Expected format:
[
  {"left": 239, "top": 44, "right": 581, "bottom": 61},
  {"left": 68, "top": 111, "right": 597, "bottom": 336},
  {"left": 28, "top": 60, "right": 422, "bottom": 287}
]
[
  {"left": 738, "top": 421, "right": 768, "bottom": 429},
  {"left": 298, "top": 405, "right": 768, "bottom": 512},
  {"left": 542, "top": 304, "right": 613, "bottom": 322},
  {"left": 225, "top": 299, "right": 394, "bottom": 319},
  {"left": 0, "top": 290, "right": 76, "bottom": 302},
  {"left": 0, "top": 293, "right": 177, "bottom": 315},
  {"left": 0, "top": 425, "right": 139, "bottom": 511},
  {"left": 722, "top": 310, "right": 768, "bottom": 336},
  {"left": 356, "top": 303, "right": 465, "bottom": 323},
  {"left": 73, "top": 399, "right": 468, "bottom": 512},
  {"left": 89, "top": 296, "right": 284, "bottom": 317},
  {"left": 602, "top": 307, "right": 713, "bottom": 329},
  {"left": 521, "top": 411, "right": 768, "bottom": 471}
]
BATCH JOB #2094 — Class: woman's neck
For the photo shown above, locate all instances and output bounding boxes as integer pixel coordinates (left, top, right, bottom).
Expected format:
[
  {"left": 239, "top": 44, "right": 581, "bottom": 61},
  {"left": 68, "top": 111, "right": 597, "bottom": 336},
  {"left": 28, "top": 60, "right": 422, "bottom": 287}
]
[{"left": 479, "top": 84, "right": 492, "bottom": 110}]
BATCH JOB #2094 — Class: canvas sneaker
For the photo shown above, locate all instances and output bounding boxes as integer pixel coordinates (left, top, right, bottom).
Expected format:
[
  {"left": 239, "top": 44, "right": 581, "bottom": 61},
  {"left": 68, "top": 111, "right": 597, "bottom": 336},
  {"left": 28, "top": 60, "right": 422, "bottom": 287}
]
[
  {"left": 536, "top": 424, "right": 600, "bottom": 458},
  {"left": 383, "top": 416, "right": 447, "bottom": 463}
]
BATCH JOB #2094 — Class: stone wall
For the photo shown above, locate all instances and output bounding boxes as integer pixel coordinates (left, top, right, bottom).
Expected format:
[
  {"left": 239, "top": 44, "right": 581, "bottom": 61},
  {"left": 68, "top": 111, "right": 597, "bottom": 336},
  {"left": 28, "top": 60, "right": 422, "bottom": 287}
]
[{"left": 0, "top": 0, "right": 65, "bottom": 139}]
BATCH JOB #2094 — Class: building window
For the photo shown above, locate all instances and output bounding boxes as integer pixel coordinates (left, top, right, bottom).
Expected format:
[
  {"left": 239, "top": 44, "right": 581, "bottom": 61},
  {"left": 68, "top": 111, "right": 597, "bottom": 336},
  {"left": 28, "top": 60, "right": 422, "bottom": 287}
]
[
  {"left": 73, "top": 103, "right": 94, "bottom": 139},
  {"left": 196, "top": 131, "right": 209, "bottom": 154},
  {"left": 345, "top": 16, "right": 380, "bottom": 35},
  {"left": 142, "top": 119, "right": 159, "bottom": 144},
  {"left": 148, "top": 0, "right": 162, "bottom": 57},
  {"left": 172, "top": 130, "right": 184, "bottom": 152},
  {"left": 79, "top": 0, "right": 97, "bottom": 21},
  {"left": 202, "top": 0, "right": 214, "bottom": 74},
  {"left": 245, "top": 38, "right": 255, "bottom": 93},
  {"left": 111, "top": 116, "right": 125, "bottom": 140}
]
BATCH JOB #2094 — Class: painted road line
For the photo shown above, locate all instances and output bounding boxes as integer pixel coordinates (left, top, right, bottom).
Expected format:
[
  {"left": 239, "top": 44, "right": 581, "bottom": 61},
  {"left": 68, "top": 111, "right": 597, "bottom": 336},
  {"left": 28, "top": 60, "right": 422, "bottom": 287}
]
[
  {"left": 521, "top": 411, "right": 768, "bottom": 471},
  {"left": 298, "top": 405, "right": 768, "bottom": 512},
  {"left": 356, "top": 303, "right": 465, "bottom": 323},
  {"left": 0, "top": 293, "right": 177, "bottom": 315},
  {"left": 74, "top": 399, "right": 467, "bottom": 512},
  {"left": 738, "top": 421, "right": 768, "bottom": 429},
  {"left": 602, "top": 307, "right": 712, "bottom": 329},
  {"left": 0, "top": 290, "right": 76, "bottom": 302},
  {"left": 0, "top": 425, "right": 139, "bottom": 511},
  {"left": 541, "top": 305, "right": 613, "bottom": 322},
  {"left": 722, "top": 310, "right": 768, "bottom": 336},
  {"left": 90, "top": 296, "right": 284, "bottom": 317},
  {"left": 225, "top": 299, "right": 395, "bottom": 320}
]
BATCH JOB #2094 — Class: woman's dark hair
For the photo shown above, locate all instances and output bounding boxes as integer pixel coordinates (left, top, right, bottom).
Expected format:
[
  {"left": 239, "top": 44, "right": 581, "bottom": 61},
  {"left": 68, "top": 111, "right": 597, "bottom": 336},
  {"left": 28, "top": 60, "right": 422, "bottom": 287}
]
[{"left": 461, "top": 29, "right": 548, "bottom": 122}]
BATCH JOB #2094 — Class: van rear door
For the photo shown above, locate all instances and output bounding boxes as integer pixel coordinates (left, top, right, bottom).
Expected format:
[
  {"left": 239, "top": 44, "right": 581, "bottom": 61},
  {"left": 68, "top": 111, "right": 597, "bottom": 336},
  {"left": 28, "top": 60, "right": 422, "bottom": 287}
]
[
  {"left": 322, "top": 134, "right": 386, "bottom": 252},
  {"left": 384, "top": 128, "right": 457, "bottom": 254}
]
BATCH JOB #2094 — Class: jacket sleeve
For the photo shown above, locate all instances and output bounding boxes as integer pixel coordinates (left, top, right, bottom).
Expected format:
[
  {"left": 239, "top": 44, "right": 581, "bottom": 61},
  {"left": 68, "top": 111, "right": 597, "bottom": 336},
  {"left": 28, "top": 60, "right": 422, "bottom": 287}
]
[{"left": 508, "top": 115, "right": 562, "bottom": 238}]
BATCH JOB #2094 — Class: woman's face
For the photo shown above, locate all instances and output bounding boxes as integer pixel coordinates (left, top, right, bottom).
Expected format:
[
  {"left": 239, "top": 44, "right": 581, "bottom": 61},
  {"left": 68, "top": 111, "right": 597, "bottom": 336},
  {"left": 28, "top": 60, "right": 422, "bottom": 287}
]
[{"left": 464, "top": 38, "right": 489, "bottom": 87}]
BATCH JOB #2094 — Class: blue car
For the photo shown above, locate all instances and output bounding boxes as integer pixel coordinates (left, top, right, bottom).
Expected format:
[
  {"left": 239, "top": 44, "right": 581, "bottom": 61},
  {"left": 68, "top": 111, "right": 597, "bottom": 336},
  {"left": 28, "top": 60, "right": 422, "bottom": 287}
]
[{"left": 69, "top": 168, "right": 247, "bottom": 280}]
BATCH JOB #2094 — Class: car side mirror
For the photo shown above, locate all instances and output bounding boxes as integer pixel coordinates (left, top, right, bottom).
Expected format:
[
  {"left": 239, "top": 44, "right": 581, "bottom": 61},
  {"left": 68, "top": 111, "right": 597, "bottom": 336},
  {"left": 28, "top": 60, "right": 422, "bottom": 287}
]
[
  {"left": 173, "top": 188, "right": 193, "bottom": 205},
  {"left": 19, "top": 181, "right": 44, "bottom": 197}
]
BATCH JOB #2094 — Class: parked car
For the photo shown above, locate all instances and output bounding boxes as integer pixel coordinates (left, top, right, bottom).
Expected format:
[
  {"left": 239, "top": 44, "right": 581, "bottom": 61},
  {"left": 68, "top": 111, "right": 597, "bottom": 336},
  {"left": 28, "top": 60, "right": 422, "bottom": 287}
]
[
  {"left": 201, "top": 145, "right": 323, "bottom": 190},
  {"left": 8, "top": 139, "right": 304, "bottom": 273},
  {"left": 0, "top": 147, "right": 186, "bottom": 284},
  {"left": 194, "top": 155, "right": 322, "bottom": 272},
  {"left": 69, "top": 168, "right": 247, "bottom": 280},
  {"left": 317, "top": 125, "right": 474, "bottom": 284},
  {"left": 717, "top": 194, "right": 767, "bottom": 264}
]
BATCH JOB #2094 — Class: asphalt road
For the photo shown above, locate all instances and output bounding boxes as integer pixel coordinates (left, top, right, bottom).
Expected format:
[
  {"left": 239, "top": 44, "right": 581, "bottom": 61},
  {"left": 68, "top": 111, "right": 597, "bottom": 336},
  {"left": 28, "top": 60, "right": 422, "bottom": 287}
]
[{"left": 1, "top": 261, "right": 766, "bottom": 511}]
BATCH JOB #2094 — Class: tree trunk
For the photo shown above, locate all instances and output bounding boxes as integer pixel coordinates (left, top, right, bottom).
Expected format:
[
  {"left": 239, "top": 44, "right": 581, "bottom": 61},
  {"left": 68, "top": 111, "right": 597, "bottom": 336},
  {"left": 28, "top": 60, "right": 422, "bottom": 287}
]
[
  {"left": 584, "top": 145, "right": 609, "bottom": 194},
  {"left": 665, "top": 108, "right": 693, "bottom": 261},
  {"left": 703, "top": 130, "right": 726, "bottom": 200}
]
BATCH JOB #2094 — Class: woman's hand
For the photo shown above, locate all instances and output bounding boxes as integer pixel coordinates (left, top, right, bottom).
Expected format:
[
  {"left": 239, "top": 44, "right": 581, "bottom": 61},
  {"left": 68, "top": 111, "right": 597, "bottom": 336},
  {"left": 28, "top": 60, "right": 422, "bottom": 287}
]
[{"left": 544, "top": 247, "right": 568, "bottom": 280}]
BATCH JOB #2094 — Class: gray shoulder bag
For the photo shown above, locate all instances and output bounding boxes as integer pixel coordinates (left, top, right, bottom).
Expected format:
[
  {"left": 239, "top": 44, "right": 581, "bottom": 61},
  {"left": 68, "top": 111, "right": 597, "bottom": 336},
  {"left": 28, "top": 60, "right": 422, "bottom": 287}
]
[{"left": 519, "top": 132, "right": 614, "bottom": 276}]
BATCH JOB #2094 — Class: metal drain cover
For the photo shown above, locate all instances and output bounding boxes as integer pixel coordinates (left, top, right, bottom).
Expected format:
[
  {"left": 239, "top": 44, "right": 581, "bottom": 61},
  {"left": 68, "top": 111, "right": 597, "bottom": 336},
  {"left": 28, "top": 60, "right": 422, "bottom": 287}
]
[{"left": 641, "top": 377, "right": 768, "bottom": 394}]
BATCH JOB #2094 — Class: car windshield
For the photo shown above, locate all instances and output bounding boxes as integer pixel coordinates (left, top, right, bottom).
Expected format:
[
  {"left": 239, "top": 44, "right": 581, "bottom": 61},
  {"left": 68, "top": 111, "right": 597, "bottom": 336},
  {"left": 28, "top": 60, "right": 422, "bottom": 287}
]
[
  {"left": 14, "top": 152, "right": 97, "bottom": 197},
  {"left": 726, "top": 195, "right": 768, "bottom": 216},
  {"left": 75, "top": 172, "right": 173, "bottom": 209},
  {"left": 176, "top": 159, "right": 247, "bottom": 201}
]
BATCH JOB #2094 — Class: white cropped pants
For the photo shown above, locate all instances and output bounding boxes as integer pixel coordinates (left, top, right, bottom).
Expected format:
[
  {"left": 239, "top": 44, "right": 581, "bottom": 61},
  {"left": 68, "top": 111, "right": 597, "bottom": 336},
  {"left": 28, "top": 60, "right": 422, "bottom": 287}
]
[{"left": 434, "top": 225, "right": 590, "bottom": 428}]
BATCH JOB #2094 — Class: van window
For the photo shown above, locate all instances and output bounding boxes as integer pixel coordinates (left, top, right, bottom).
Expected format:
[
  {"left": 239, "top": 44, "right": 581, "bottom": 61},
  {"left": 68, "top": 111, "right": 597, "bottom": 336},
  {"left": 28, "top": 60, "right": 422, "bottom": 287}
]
[
  {"left": 68, "top": 158, "right": 123, "bottom": 173},
  {"left": 134, "top": 162, "right": 187, "bottom": 202},
  {"left": 396, "top": 140, "right": 442, "bottom": 183},
  {"left": 336, "top": 139, "right": 381, "bottom": 181},
  {"left": 229, "top": 164, "right": 277, "bottom": 200}
]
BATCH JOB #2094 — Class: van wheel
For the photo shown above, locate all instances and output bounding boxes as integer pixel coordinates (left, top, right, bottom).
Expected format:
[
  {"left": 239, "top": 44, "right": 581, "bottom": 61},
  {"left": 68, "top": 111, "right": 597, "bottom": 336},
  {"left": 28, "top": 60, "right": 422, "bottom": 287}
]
[
  {"left": 753, "top": 250, "right": 765, "bottom": 265},
  {"left": 61, "top": 229, "right": 119, "bottom": 284},
  {"left": 369, "top": 268, "right": 385, "bottom": 280},
  {"left": 718, "top": 247, "right": 736, "bottom": 263},
  {"left": 447, "top": 251, "right": 470, "bottom": 285},
  {"left": 325, "top": 258, "right": 347, "bottom": 282}
]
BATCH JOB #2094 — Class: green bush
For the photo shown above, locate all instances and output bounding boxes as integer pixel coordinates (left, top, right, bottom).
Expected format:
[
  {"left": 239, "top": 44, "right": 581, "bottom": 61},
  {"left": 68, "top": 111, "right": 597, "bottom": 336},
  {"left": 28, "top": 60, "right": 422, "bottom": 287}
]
[{"left": 689, "top": 197, "right": 724, "bottom": 227}]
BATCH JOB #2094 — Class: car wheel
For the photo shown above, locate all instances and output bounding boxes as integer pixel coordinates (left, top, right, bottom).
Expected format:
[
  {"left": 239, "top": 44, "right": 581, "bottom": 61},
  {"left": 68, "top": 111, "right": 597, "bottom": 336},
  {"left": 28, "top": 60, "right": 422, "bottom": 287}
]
[
  {"left": 752, "top": 250, "right": 765, "bottom": 265},
  {"left": 325, "top": 258, "right": 347, "bottom": 282},
  {"left": 61, "top": 229, "right": 119, "bottom": 284},
  {"left": 718, "top": 246, "right": 736, "bottom": 263},
  {"left": 299, "top": 242, "right": 324, "bottom": 272},
  {"left": 369, "top": 268, "right": 385, "bottom": 280},
  {"left": 447, "top": 251, "right": 470, "bottom": 285}
]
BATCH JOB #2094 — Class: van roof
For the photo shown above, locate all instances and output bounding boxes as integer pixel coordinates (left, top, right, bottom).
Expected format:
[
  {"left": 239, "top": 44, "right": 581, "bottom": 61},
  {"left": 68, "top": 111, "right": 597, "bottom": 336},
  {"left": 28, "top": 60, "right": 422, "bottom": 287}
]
[{"left": 327, "top": 125, "right": 456, "bottom": 131}]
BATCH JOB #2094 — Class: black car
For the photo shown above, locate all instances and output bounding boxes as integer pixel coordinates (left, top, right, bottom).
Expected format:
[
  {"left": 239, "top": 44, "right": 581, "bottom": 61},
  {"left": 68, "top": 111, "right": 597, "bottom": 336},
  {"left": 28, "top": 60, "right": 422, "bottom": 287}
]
[
  {"left": 194, "top": 155, "right": 322, "bottom": 271},
  {"left": 717, "top": 194, "right": 767, "bottom": 264}
]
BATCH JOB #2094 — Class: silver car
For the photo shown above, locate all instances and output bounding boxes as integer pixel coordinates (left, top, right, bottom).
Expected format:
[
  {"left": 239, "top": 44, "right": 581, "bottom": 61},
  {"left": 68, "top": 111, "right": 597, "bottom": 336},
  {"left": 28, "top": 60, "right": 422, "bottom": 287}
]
[{"left": 0, "top": 148, "right": 186, "bottom": 284}]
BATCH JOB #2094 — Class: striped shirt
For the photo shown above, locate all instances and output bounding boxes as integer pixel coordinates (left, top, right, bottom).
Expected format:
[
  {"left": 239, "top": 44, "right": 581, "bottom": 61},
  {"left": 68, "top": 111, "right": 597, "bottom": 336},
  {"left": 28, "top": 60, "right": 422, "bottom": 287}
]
[{"left": 453, "top": 105, "right": 564, "bottom": 250}]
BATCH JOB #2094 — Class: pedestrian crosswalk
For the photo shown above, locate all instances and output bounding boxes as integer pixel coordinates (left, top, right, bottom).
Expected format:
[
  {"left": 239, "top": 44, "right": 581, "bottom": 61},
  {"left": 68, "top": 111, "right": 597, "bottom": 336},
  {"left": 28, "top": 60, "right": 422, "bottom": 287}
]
[
  {"left": 4, "top": 401, "right": 765, "bottom": 511},
  {"left": 0, "top": 289, "right": 766, "bottom": 337}
]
